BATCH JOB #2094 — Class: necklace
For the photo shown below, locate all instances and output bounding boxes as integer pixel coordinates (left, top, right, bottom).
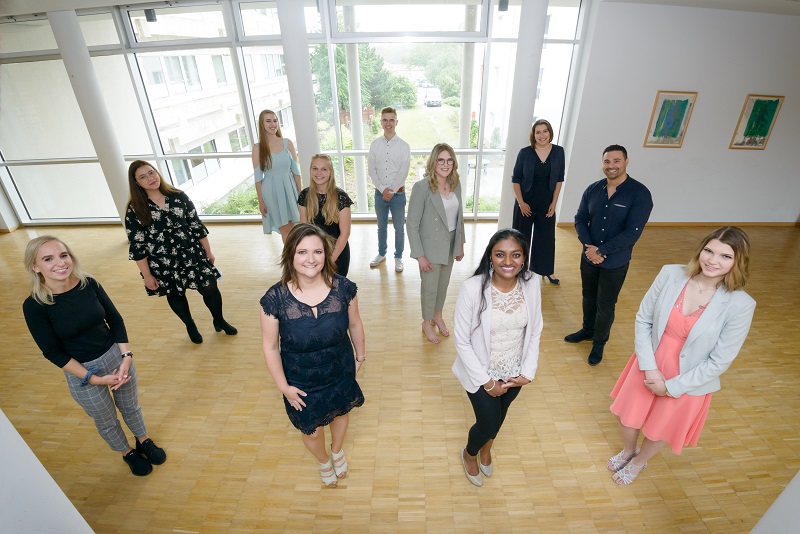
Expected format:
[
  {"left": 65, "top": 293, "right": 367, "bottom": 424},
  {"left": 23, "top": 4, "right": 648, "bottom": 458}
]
[{"left": 692, "top": 277, "right": 718, "bottom": 294}]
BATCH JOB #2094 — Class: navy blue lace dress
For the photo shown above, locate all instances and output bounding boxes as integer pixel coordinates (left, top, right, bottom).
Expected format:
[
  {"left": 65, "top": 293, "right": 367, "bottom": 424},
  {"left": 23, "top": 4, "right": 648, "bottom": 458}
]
[{"left": 260, "top": 275, "right": 364, "bottom": 434}]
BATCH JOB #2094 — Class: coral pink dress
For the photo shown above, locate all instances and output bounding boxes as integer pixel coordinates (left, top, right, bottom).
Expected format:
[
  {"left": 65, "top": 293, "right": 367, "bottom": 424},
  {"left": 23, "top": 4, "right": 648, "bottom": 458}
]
[{"left": 610, "top": 283, "right": 712, "bottom": 454}]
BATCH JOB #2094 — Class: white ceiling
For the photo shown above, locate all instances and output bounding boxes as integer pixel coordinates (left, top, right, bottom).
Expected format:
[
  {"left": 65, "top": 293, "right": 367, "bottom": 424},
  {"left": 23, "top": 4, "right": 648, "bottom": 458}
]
[
  {"left": 2, "top": 0, "right": 800, "bottom": 20},
  {"left": 604, "top": 0, "right": 800, "bottom": 17}
]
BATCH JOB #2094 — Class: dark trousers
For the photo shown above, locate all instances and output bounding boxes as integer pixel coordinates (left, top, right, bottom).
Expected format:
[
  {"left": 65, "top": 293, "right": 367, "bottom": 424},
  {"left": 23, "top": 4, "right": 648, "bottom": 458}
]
[
  {"left": 465, "top": 385, "right": 522, "bottom": 457},
  {"left": 579, "top": 260, "right": 629, "bottom": 346},
  {"left": 512, "top": 194, "right": 556, "bottom": 276}
]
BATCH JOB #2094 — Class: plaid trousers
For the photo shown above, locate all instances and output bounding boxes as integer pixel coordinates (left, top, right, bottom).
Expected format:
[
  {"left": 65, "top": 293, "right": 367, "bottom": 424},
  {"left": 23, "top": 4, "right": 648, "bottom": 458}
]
[{"left": 65, "top": 344, "right": 147, "bottom": 452}]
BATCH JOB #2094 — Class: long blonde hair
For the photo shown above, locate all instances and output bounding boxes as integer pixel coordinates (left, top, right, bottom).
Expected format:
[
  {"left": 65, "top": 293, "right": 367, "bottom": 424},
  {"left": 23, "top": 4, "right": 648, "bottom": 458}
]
[
  {"left": 424, "top": 143, "right": 460, "bottom": 193},
  {"left": 304, "top": 154, "right": 340, "bottom": 226},
  {"left": 257, "top": 109, "right": 283, "bottom": 170},
  {"left": 24, "top": 236, "right": 90, "bottom": 305}
]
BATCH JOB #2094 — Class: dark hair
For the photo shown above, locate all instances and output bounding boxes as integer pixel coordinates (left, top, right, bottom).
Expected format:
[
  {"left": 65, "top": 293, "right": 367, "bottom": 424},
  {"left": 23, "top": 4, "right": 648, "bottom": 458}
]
[
  {"left": 280, "top": 223, "right": 337, "bottom": 289},
  {"left": 529, "top": 119, "right": 554, "bottom": 146},
  {"left": 471, "top": 228, "right": 532, "bottom": 328},
  {"left": 603, "top": 144, "right": 628, "bottom": 159},
  {"left": 685, "top": 226, "right": 751, "bottom": 291},
  {"left": 126, "top": 160, "right": 182, "bottom": 227}
]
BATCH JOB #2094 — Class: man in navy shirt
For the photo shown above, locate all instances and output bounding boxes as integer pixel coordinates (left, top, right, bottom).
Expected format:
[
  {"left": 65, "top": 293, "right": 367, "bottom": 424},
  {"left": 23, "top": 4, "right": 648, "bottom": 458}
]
[{"left": 565, "top": 144, "right": 653, "bottom": 366}]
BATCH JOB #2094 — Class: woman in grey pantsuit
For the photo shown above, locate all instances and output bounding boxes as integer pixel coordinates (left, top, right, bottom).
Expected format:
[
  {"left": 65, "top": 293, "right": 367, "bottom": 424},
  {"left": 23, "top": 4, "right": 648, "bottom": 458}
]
[
  {"left": 407, "top": 143, "right": 466, "bottom": 344},
  {"left": 22, "top": 236, "right": 166, "bottom": 477}
]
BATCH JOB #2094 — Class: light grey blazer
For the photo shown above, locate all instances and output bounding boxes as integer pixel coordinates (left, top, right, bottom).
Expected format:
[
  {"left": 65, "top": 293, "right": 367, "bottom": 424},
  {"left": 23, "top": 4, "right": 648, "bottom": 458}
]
[
  {"left": 634, "top": 264, "right": 756, "bottom": 397},
  {"left": 406, "top": 179, "right": 466, "bottom": 265},
  {"left": 452, "top": 275, "right": 543, "bottom": 393}
]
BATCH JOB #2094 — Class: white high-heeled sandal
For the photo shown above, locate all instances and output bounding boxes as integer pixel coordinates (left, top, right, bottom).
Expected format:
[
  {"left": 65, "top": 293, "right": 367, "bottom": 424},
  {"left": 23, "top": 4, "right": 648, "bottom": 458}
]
[
  {"left": 606, "top": 448, "right": 640, "bottom": 472},
  {"left": 319, "top": 457, "right": 338, "bottom": 487},
  {"left": 331, "top": 446, "right": 348, "bottom": 478}
]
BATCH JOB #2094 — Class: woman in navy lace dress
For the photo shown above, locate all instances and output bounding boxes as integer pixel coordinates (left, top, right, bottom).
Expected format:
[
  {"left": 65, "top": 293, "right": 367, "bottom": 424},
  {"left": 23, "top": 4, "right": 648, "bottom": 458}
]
[{"left": 260, "top": 224, "right": 365, "bottom": 487}]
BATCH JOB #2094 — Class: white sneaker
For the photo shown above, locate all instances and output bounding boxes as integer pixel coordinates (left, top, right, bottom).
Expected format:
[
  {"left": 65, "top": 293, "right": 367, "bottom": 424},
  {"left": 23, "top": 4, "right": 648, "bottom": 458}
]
[
  {"left": 395, "top": 258, "right": 404, "bottom": 272},
  {"left": 370, "top": 255, "right": 385, "bottom": 268}
]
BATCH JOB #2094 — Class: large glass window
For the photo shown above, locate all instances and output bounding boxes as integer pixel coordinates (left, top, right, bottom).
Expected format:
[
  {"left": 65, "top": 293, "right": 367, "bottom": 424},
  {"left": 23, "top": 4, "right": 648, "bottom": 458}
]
[
  {"left": 0, "top": 61, "right": 95, "bottom": 160},
  {"left": 10, "top": 164, "right": 117, "bottom": 219},
  {"left": 128, "top": 5, "right": 226, "bottom": 42},
  {"left": 0, "top": 18, "right": 57, "bottom": 53},
  {"left": 79, "top": 13, "right": 120, "bottom": 46},
  {"left": 239, "top": 1, "right": 322, "bottom": 36},
  {"left": 0, "top": 0, "right": 582, "bottom": 222},
  {"left": 136, "top": 49, "right": 246, "bottom": 154},
  {"left": 334, "top": 1, "right": 483, "bottom": 33}
]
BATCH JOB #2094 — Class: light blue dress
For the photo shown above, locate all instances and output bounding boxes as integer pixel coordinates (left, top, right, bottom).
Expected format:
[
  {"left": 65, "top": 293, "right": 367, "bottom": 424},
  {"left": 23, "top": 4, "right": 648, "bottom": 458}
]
[{"left": 255, "top": 138, "right": 301, "bottom": 234}]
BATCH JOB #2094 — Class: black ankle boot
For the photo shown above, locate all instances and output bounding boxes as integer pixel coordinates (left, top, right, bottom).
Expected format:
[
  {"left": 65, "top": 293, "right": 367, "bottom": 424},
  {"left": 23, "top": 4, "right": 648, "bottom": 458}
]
[
  {"left": 186, "top": 321, "right": 203, "bottom": 344},
  {"left": 213, "top": 318, "right": 238, "bottom": 335}
]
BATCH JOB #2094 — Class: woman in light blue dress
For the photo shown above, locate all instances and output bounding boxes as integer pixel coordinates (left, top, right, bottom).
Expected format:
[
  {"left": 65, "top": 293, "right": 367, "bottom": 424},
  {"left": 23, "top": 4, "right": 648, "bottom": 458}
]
[{"left": 252, "top": 109, "right": 302, "bottom": 243}]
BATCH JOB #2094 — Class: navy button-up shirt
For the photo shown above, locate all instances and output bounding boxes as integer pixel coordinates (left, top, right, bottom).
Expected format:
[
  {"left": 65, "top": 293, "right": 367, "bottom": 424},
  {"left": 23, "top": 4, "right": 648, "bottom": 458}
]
[{"left": 574, "top": 175, "right": 653, "bottom": 269}]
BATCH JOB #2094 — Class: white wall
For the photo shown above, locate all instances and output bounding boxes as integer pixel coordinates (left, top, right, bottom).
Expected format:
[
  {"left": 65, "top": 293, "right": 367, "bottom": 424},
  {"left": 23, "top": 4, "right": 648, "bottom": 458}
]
[{"left": 561, "top": 2, "right": 800, "bottom": 223}]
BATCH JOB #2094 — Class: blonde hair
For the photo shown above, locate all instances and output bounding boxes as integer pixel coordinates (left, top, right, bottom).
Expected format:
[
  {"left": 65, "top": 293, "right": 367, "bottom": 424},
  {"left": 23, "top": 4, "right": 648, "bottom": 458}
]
[
  {"left": 304, "top": 155, "right": 341, "bottom": 226},
  {"left": 424, "top": 143, "right": 460, "bottom": 193},
  {"left": 257, "top": 109, "right": 283, "bottom": 170},
  {"left": 685, "top": 226, "right": 751, "bottom": 292},
  {"left": 24, "top": 236, "right": 89, "bottom": 305}
]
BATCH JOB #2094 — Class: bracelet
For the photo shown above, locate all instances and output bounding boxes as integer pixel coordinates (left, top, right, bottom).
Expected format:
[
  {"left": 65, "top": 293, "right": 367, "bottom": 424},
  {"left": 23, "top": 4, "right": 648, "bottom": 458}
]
[
  {"left": 484, "top": 380, "right": 496, "bottom": 392},
  {"left": 79, "top": 368, "right": 97, "bottom": 387},
  {"left": 355, "top": 355, "right": 366, "bottom": 362},
  {"left": 120, "top": 351, "right": 133, "bottom": 359}
]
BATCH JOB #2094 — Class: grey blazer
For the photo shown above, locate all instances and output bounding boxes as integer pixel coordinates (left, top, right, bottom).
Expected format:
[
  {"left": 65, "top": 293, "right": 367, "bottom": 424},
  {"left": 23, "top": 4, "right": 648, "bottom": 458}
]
[
  {"left": 634, "top": 264, "right": 756, "bottom": 397},
  {"left": 406, "top": 179, "right": 466, "bottom": 265}
]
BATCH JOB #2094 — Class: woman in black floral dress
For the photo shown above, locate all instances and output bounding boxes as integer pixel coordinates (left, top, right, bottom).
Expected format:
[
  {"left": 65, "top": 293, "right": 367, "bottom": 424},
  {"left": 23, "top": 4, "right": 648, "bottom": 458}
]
[
  {"left": 125, "top": 160, "right": 237, "bottom": 344},
  {"left": 260, "top": 224, "right": 365, "bottom": 487},
  {"left": 298, "top": 154, "right": 353, "bottom": 276}
]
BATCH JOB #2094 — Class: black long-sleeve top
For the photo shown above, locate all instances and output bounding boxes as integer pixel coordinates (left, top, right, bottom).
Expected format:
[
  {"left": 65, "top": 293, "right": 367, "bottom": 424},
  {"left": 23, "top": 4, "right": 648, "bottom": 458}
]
[
  {"left": 574, "top": 175, "right": 653, "bottom": 269},
  {"left": 22, "top": 277, "right": 128, "bottom": 368}
]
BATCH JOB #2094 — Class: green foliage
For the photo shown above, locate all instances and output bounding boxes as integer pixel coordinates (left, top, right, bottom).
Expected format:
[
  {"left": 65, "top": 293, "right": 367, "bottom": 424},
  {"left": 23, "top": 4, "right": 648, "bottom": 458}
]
[
  {"left": 311, "top": 43, "right": 418, "bottom": 118},
  {"left": 465, "top": 195, "right": 501, "bottom": 212},
  {"left": 201, "top": 186, "right": 260, "bottom": 215},
  {"left": 470, "top": 119, "right": 479, "bottom": 149},
  {"left": 443, "top": 96, "right": 460, "bottom": 107},
  {"left": 405, "top": 44, "right": 462, "bottom": 99},
  {"left": 490, "top": 127, "right": 503, "bottom": 149}
]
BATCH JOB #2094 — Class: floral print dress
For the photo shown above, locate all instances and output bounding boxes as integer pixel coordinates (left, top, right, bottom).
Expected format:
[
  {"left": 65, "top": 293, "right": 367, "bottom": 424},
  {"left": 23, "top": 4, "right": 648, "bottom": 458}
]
[{"left": 125, "top": 192, "right": 220, "bottom": 297}]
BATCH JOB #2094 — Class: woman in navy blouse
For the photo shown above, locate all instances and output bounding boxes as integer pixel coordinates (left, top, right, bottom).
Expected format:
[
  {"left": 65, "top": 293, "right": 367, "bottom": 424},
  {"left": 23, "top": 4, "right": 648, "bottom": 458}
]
[{"left": 511, "top": 119, "right": 565, "bottom": 285}]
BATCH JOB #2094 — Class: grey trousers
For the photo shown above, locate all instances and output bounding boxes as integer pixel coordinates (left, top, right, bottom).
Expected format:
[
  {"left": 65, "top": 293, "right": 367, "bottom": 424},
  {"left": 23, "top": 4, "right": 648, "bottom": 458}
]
[
  {"left": 65, "top": 344, "right": 147, "bottom": 452},
  {"left": 420, "top": 230, "right": 456, "bottom": 320}
]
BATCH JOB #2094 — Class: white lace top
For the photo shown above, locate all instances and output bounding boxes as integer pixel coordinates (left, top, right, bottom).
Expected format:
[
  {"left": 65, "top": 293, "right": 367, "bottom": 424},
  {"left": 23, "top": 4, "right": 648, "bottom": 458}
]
[{"left": 487, "top": 281, "right": 528, "bottom": 380}]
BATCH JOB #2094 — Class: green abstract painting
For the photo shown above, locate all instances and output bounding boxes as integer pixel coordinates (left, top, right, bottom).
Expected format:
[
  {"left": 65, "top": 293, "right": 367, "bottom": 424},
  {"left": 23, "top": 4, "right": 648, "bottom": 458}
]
[
  {"left": 644, "top": 91, "right": 697, "bottom": 148},
  {"left": 730, "top": 95, "right": 784, "bottom": 150}
]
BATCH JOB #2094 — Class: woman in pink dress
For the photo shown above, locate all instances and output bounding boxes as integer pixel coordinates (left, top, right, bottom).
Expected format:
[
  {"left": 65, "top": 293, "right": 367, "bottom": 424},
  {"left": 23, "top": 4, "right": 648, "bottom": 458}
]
[{"left": 607, "top": 227, "right": 755, "bottom": 485}]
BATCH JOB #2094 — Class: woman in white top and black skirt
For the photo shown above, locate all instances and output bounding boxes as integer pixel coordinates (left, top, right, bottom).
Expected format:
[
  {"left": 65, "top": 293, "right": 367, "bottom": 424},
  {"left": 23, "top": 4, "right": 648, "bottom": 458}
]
[{"left": 452, "top": 229, "right": 543, "bottom": 486}]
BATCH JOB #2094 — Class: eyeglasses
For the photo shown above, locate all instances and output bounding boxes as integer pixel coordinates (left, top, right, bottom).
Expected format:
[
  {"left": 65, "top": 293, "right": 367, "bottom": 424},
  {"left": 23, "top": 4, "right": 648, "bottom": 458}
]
[{"left": 436, "top": 158, "right": 454, "bottom": 166}]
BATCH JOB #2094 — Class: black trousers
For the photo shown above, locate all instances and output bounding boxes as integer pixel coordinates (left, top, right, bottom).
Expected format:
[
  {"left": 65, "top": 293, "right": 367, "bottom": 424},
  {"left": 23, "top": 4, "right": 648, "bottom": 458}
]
[
  {"left": 579, "top": 260, "right": 629, "bottom": 346},
  {"left": 512, "top": 193, "right": 556, "bottom": 276},
  {"left": 465, "top": 384, "right": 522, "bottom": 457}
]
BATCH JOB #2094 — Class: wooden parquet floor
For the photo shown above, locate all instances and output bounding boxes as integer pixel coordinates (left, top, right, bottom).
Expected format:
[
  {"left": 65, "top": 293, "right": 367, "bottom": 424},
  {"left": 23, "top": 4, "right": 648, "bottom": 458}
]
[{"left": 1, "top": 223, "right": 798, "bottom": 533}]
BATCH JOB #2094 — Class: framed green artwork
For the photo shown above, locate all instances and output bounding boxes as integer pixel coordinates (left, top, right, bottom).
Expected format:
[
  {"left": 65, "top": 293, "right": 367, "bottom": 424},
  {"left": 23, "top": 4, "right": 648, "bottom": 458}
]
[
  {"left": 729, "top": 94, "right": 784, "bottom": 150},
  {"left": 643, "top": 90, "right": 697, "bottom": 148}
]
